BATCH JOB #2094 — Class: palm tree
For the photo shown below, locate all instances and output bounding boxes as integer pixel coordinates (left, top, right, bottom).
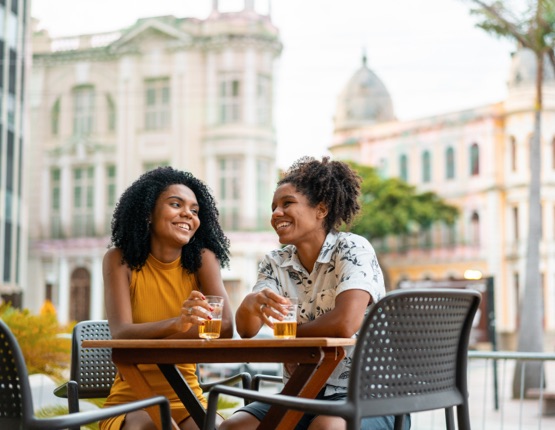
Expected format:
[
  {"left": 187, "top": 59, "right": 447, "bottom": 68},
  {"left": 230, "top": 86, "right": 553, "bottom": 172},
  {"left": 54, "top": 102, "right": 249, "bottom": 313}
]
[{"left": 463, "top": 0, "right": 555, "bottom": 397}]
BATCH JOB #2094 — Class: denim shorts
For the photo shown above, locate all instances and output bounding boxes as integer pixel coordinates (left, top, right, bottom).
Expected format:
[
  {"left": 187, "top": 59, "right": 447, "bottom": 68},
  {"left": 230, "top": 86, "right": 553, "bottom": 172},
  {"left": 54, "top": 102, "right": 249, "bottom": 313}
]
[{"left": 235, "top": 388, "right": 411, "bottom": 430}]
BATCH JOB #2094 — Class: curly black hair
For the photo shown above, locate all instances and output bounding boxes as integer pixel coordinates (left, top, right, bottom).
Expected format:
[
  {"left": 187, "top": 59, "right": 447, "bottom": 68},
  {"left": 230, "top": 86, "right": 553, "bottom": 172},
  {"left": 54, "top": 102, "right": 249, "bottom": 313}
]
[
  {"left": 278, "top": 156, "right": 361, "bottom": 233},
  {"left": 109, "top": 166, "right": 230, "bottom": 272}
]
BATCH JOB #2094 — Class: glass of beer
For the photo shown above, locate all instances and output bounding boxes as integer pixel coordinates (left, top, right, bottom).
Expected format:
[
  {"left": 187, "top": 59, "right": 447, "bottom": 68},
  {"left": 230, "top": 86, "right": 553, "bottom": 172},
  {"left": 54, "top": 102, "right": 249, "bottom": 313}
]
[
  {"left": 199, "top": 295, "right": 224, "bottom": 340},
  {"left": 272, "top": 297, "right": 298, "bottom": 339}
]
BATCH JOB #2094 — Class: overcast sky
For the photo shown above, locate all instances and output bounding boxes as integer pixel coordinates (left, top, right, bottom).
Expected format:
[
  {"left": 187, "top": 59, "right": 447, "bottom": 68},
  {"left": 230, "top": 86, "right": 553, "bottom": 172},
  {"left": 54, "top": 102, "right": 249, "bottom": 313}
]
[{"left": 31, "top": 0, "right": 515, "bottom": 169}]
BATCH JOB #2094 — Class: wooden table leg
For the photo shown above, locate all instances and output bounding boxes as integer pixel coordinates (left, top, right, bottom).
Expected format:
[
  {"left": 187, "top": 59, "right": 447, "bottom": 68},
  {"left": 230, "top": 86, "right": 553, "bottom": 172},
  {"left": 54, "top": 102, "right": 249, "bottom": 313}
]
[
  {"left": 116, "top": 363, "right": 180, "bottom": 430},
  {"left": 275, "top": 347, "right": 346, "bottom": 430}
]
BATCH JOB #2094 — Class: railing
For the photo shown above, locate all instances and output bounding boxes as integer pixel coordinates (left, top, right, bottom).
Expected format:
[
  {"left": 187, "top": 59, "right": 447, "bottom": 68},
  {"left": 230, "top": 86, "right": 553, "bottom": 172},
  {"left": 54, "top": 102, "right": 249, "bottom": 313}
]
[{"left": 409, "top": 351, "right": 555, "bottom": 429}]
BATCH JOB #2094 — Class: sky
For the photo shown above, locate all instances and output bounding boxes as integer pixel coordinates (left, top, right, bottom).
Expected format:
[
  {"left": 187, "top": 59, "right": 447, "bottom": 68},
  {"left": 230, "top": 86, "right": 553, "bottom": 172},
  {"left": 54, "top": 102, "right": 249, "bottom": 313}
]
[{"left": 31, "top": 0, "right": 515, "bottom": 169}]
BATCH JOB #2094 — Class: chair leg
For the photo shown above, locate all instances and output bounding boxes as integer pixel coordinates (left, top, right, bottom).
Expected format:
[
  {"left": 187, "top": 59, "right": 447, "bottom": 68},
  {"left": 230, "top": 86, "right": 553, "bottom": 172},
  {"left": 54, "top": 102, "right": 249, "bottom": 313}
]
[
  {"left": 457, "top": 404, "right": 472, "bottom": 430},
  {"left": 445, "top": 406, "right": 455, "bottom": 430},
  {"left": 393, "top": 414, "right": 406, "bottom": 430},
  {"left": 67, "top": 381, "right": 80, "bottom": 430}
]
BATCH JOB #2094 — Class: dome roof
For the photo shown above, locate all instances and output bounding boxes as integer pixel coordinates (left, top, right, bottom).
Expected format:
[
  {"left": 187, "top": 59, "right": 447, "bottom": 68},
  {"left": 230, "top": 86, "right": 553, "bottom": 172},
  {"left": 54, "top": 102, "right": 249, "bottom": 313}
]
[
  {"left": 508, "top": 47, "right": 555, "bottom": 87},
  {"left": 334, "top": 55, "right": 395, "bottom": 130}
]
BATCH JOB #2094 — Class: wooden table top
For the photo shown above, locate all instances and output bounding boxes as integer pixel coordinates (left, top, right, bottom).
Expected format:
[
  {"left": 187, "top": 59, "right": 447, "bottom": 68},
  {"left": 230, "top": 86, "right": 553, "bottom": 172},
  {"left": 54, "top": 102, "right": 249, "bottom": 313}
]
[{"left": 82, "top": 337, "right": 356, "bottom": 349}]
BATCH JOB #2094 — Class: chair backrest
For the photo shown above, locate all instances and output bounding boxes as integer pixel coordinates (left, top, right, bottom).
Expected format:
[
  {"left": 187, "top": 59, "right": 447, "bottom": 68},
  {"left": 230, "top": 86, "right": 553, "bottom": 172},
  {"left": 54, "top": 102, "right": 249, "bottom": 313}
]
[
  {"left": 70, "top": 320, "right": 117, "bottom": 398},
  {"left": 0, "top": 319, "right": 35, "bottom": 429},
  {"left": 349, "top": 288, "right": 481, "bottom": 418}
]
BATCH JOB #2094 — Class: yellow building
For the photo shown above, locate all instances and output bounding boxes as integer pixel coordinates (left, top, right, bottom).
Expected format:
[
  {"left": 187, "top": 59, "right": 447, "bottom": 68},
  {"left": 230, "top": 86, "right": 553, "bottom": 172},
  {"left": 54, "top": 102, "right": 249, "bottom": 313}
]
[{"left": 330, "top": 50, "right": 555, "bottom": 348}]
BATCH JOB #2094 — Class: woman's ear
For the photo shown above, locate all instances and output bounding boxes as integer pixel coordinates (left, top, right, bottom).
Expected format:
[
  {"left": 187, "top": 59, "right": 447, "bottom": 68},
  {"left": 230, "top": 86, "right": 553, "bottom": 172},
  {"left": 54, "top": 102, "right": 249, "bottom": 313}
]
[{"left": 317, "top": 203, "right": 328, "bottom": 218}]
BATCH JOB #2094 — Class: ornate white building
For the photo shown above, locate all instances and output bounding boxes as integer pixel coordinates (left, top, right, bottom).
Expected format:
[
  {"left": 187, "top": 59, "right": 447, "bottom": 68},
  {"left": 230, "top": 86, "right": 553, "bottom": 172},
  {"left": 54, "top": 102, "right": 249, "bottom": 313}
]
[
  {"left": 330, "top": 50, "right": 555, "bottom": 348},
  {"left": 28, "top": 1, "right": 282, "bottom": 323}
]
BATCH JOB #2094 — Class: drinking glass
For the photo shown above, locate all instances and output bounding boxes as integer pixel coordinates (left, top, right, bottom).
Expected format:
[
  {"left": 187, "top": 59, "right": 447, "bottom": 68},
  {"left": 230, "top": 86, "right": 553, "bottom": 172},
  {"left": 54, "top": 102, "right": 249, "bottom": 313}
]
[
  {"left": 272, "top": 297, "right": 298, "bottom": 339},
  {"left": 199, "top": 295, "right": 224, "bottom": 339}
]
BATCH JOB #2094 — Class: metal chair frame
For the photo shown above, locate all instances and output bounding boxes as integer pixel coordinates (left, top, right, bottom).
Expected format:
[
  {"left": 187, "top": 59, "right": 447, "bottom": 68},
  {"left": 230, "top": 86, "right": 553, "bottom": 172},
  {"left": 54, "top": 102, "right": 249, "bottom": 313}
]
[
  {"left": 202, "top": 288, "right": 481, "bottom": 430},
  {"left": 0, "top": 318, "right": 171, "bottom": 430}
]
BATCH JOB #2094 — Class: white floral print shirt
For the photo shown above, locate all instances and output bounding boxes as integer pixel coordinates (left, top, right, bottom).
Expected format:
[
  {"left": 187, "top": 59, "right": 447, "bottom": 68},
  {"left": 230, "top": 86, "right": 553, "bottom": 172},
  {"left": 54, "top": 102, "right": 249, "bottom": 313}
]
[{"left": 253, "top": 231, "right": 385, "bottom": 395}]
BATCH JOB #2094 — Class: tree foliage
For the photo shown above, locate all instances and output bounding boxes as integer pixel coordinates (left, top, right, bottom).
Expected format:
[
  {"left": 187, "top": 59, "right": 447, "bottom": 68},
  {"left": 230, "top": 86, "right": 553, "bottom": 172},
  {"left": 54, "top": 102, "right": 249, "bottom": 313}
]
[{"left": 347, "top": 162, "right": 459, "bottom": 239}]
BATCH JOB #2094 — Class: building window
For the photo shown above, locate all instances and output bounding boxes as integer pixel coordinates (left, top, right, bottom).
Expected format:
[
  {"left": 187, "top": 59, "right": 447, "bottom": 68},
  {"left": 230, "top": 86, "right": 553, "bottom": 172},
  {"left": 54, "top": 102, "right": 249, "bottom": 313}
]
[
  {"left": 256, "top": 159, "right": 272, "bottom": 229},
  {"left": 143, "top": 161, "right": 169, "bottom": 173},
  {"left": 470, "top": 211, "right": 480, "bottom": 245},
  {"left": 145, "top": 78, "right": 170, "bottom": 130},
  {"left": 105, "top": 165, "right": 117, "bottom": 234},
  {"left": 218, "top": 157, "right": 242, "bottom": 230},
  {"left": 470, "top": 143, "right": 480, "bottom": 176},
  {"left": 513, "top": 206, "right": 519, "bottom": 240},
  {"left": 72, "top": 166, "right": 95, "bottom": 237},
  {"left": 399, "top": 154, "right": 408, "bottom": 182},
  {"left": 256, "top": 74, "right": 271, "bottom": 125},
  {"left": 219, "top": 74, "right": 241, "bottom": 124},
  {"left": 422, "top": 150, "right": 431, "bottom": 183},
  {"left": 107, "top": 94, "right": 116, "bottom": 132},
  {"left": 73, "top": 85, "right": 95, "bottom": 136},
  {"left": 51, "top": 98, "right": 60, "bottom": 135},
  {"left": 446, "top": 146, "right": 455, "bottom": 179},
  {"left": 51, "top": 168, "right": 62, "bottom": 238},
  {"left": 510, "top": 136, "right": 517, "bottom": 172}
]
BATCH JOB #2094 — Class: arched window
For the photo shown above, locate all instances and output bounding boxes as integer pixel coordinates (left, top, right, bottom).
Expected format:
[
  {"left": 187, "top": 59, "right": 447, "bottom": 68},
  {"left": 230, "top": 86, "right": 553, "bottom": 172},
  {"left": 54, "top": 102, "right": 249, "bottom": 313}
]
[
  {"left": 470, "top": 143, "right": 479, "bottom": 176},
  {"left": 70, "top": 267, "right": 91, "bottom": 322},
  {"left": 422, "top": 150, "right": 431, "bottom": 183},
  {"left": 446, "top": 146, "right": 455, "bottom": 179},
  {"left": 399, "top": 154, "right": 408, "bottom": 182},
  {"left": 510, "top": 136, "right": 517, "bottom": 172}
]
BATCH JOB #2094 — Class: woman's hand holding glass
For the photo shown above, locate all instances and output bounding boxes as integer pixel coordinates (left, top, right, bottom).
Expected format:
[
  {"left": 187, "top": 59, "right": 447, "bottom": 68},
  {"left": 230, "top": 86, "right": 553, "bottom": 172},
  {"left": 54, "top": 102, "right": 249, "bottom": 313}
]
[
  {"left": 257, "top": 288, "right": 298, "bottom": 339},
  {"left": 180, "top": 291, "right": 224, "bottom": 338}
]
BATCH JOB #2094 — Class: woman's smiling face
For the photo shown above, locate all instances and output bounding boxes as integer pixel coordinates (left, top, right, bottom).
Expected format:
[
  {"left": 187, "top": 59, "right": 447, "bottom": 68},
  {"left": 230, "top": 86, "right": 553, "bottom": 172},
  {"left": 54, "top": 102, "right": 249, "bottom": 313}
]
[
  {"left": 149, "top": 184, "right": 200, "bottom": 248},
  {"left": 270, "top": 183, "right": 326, "bottom": 246}
]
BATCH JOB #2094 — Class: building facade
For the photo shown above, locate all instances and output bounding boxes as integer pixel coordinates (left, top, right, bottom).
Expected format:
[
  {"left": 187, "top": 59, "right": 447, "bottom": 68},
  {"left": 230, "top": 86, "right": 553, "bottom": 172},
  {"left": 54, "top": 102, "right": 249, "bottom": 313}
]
[
  {"left": 0, "top": 0, "right": 28, "bottom": 308},
  {"left": 28, "top": 1, "right": 281, "bottom": 323},
  {"left": 329, "top": 50, "right": 555, "bottom": 348}
]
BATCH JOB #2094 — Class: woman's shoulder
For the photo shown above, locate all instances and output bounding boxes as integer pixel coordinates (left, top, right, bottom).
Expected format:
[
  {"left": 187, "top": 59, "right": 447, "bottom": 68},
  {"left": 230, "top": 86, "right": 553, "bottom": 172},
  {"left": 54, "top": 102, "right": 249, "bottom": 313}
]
[
  {"left": 334, "top": 231, "right": 372, "bottom": 248},
  {"left": 104, "top": 247, "right": 123, "bottom": 262}
]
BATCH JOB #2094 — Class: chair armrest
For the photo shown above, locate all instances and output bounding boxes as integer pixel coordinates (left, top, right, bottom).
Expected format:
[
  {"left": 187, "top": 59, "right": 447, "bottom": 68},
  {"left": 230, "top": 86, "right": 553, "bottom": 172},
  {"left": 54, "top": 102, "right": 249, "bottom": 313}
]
[
  {"left": 250, "top": 374, "right": 282, "bottom": 391},
  {"left": 53, "top": 380, "right": 80, "bottom": 414},
  {"left": 200, "top": 372, "right": 252, "bottom": 406},
  {"left": 53, "top": 382, "right": 68, "bottom": 398},
  {"left": 29, "top": 395, "right": 172, "bottom": 430},
  {"left": 202, "top": 385, "right": 345, "bottom": 430}
]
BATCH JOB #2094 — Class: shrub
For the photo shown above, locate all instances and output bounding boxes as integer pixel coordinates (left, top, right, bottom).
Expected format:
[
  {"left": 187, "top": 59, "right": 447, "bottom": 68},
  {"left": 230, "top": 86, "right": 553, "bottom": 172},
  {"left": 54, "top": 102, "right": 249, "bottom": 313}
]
[{"left": 0, "top": 303, "right": 72, "bottom": 382}]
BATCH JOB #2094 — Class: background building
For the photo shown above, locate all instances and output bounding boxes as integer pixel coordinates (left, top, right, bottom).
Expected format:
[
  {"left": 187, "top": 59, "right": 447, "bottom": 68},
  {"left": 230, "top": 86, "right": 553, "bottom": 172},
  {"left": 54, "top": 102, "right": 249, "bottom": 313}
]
[
  {"left": 0, "top": 0, "right": 29, "bottom": 309},
  {"left": 329, "top": 49, "right": 555, "bottom": 349},
  {"left": 28, "top": 0, "right": 281, "bottom": 323}
]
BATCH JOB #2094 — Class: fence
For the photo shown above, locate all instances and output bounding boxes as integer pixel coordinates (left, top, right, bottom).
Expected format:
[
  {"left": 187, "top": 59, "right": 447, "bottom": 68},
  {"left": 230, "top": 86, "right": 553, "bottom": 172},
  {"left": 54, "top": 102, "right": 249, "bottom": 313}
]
[{"left": 409, "top": 351, "right": 555, "bottom": 430}]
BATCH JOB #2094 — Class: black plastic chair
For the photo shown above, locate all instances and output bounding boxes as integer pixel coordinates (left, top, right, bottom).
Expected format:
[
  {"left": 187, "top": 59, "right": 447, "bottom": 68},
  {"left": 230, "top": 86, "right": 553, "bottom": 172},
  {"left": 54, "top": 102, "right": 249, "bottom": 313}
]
[
  {"left": 0, "top": 318, "right": 171, "bottom": 430},
  {"left": 202, "top": 288, "right": 481, "bottom": 430},
  {"left": 54, "top": 319, "right": 252, "bottom": 420}
]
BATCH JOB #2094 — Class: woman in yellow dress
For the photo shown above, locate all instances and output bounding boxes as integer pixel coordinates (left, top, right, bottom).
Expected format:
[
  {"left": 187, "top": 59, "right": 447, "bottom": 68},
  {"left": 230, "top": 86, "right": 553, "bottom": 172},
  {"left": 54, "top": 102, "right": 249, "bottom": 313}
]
[{"left": 100, "top": 166, "right": 233, "bottom": 430}]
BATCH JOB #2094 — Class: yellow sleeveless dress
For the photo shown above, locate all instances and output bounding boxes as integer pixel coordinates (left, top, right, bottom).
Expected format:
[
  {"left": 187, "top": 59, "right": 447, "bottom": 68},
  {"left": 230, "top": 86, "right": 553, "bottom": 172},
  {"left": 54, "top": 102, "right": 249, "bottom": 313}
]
[{"left": 100, "top": 254, "right": 206, "bottom": 430}]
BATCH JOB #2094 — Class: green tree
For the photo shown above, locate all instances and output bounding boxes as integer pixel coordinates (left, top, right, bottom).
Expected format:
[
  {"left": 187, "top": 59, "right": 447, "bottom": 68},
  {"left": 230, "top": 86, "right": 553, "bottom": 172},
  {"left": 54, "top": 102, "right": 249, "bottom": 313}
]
[
  {"left": 462, "top": 0, "right": 555, "bottom": 396},
  {"left": 348, "top": 162, "right": 459, "bottom": 240}
]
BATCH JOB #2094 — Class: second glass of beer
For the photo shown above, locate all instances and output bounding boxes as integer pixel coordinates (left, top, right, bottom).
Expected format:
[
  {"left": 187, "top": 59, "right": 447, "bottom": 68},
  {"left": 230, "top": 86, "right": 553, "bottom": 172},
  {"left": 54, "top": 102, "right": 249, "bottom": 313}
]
[{"left": 272, "top": 297, "right": 298, "bottom": 339}]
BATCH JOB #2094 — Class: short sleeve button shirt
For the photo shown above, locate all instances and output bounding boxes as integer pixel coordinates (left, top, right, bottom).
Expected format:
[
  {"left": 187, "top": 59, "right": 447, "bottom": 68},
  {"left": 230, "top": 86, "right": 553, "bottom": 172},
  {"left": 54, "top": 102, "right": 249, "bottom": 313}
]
[{"left": 253, "top": 231, "right": 385, "bottom": 394}]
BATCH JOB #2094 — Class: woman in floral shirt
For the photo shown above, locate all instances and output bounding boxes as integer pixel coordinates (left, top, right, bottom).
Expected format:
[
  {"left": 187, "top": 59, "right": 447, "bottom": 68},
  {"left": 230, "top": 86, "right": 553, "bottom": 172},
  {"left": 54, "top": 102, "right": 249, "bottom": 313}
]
[{"left": 221, "top": 157, "right": 409, "bottom": 430}]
